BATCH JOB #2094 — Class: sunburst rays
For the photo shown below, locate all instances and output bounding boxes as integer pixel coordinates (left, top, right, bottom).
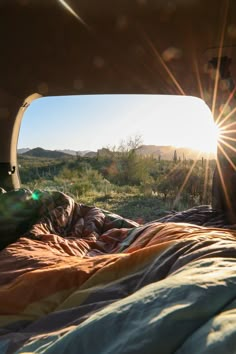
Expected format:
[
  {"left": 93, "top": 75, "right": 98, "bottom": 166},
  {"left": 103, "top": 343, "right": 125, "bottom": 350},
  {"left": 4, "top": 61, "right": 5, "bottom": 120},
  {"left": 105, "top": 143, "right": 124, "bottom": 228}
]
[
  {"left": 211, "top": 0, "right": 229, "bottom": 118},
  {"left": 58, "top": 0, "right": 90, "bottom": 30},
  {"left": 217, "top": 143, "right": 236, "bottom": 171},
  {"left": 172, "top": 102, "right": 236, "bottom": 211},
  {"left": 137, "top": 23, "right": 223, "bottom": 209},
  {"left": 217, "top": 105, "right": 236, "bottom": 130},
  {"left": 218, "top": 136, "right": 236, "bottom": 155},
  {"left": 133, "top": 5, "right": 234, "bottom": 214},
  {"left": 202, "top": 155, "right": 210, "bottom": 204},
  {"left": 173, "top": 154, "right": 201, "bottom": 208},
  {"left": 215, "top": 87, "right": 236, "bottom": 125},
  {"left": 193, "top": 53, "right": 205, "bottom": 101},
  {"left": 166, "top": 0, "right": 236, "bottom": 212},
  {"left": 215, "top": 157, "right": 232, "bottom": 210},
  {"left": 143, "top": 34, "right": 186, "bottom": 95},
  {"left": 209, "top": 98, "right": 236, "bottom": 214}
]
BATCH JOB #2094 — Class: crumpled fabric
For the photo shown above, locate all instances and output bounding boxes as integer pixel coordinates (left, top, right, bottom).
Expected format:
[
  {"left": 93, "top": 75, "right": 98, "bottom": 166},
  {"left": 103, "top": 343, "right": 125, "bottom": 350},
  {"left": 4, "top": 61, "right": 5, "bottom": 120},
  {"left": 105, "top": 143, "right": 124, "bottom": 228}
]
[{"left": 0, "top": 189, "right": 138, "bottom": 252}]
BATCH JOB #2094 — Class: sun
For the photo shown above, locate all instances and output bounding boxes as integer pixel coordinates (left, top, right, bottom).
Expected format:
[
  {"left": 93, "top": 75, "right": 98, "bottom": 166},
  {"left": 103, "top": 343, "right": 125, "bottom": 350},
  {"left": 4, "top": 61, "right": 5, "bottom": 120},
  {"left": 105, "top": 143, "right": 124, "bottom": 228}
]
[
  {"left": 194, "top": 121, "right": 220, "bottom": 154},
  {"left": 161, "top": 96, "right": 220, "bottom": 155}
]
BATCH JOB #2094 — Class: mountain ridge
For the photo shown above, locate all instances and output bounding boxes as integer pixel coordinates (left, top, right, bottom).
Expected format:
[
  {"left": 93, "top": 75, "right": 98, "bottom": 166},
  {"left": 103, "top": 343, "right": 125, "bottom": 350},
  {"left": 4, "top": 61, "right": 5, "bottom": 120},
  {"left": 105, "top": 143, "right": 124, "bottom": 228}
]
[
  {"left": 18, "top": 146, "right": 216, "bottom": 160},
  {"left": 20, "top": 147, "right": 72, "bottom": 159},
  {"left": 136, "top": 145, "right": 216, "bottom": 160}
]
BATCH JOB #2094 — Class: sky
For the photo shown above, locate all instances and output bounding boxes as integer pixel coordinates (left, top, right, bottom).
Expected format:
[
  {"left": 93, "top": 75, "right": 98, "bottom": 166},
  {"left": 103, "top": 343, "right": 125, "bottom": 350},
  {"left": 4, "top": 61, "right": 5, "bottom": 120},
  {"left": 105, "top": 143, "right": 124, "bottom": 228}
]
[{"left": 18, "top": 94, "right": 218, "bottom": 153}]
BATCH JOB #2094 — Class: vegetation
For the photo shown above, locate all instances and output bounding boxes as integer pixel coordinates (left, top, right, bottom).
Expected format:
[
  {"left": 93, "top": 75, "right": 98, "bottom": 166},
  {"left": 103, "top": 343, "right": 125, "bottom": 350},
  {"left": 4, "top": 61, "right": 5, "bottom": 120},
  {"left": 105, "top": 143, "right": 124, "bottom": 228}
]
[{"left": 18, "top": 138, "right": 216, "bottom": 223}]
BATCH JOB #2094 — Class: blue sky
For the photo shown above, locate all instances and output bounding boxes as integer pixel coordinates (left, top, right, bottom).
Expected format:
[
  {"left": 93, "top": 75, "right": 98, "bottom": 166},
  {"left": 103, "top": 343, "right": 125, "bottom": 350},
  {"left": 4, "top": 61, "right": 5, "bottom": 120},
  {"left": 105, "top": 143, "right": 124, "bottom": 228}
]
[{"left": 18, "top": 94, "right": 218, "bottom": 153}]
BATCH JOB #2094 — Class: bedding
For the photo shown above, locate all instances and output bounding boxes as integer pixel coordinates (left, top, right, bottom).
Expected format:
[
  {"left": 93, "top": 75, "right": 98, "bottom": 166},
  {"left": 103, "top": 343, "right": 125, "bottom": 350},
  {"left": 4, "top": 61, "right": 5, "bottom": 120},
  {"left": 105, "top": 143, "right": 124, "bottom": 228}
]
[{"left": 1, "top": 189, "right": 236, "bottom": 353}]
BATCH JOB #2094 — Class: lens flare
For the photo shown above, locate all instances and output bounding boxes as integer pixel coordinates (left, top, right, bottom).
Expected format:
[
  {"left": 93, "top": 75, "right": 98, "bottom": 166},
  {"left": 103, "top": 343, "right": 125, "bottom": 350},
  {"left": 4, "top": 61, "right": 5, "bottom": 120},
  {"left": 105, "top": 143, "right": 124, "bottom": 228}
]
[
  {"left": 32, "top": 191, "right": 40, "bottom": 201},
  {"left": 58, "top": 0, "right": 90, "bottom": 30}
]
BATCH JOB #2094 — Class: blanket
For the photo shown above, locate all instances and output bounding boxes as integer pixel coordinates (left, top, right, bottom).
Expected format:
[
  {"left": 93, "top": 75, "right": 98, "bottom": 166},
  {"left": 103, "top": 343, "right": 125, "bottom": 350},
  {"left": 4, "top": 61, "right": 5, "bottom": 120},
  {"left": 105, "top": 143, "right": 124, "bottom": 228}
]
[{"left": 1, "top": 190, "right": 236, "bottom": 353}]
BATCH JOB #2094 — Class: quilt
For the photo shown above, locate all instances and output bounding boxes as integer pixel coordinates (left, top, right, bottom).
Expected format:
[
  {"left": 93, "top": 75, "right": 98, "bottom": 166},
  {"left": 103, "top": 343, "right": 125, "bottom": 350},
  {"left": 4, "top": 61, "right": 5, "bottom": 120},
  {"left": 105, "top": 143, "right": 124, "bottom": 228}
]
[{"left": 0, "top": 189, "right": 236, "bottom": 353}]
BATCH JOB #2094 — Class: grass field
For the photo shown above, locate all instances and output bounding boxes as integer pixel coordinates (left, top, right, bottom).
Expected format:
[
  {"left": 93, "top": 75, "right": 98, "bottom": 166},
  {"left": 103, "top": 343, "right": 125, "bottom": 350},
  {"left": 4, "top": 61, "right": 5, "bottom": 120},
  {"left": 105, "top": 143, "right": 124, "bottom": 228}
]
[{"left": 77, "top": 191, "right": 196, "bottom": 223}]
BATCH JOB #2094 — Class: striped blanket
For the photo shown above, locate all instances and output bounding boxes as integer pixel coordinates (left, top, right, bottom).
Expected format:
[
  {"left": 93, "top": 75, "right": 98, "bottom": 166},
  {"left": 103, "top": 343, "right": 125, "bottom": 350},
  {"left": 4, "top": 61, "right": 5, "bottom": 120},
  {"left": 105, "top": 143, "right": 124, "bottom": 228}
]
[{"left": 1, "top": 190, "right": 236, "bottom": 353}]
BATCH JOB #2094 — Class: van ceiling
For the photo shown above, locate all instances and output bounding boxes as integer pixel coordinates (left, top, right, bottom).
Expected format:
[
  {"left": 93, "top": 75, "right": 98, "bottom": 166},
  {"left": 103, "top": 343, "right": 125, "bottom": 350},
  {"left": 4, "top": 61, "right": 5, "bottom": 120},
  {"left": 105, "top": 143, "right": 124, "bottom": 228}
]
[{"left": 1, "top": 0, "right": 236, "bottom": 99}]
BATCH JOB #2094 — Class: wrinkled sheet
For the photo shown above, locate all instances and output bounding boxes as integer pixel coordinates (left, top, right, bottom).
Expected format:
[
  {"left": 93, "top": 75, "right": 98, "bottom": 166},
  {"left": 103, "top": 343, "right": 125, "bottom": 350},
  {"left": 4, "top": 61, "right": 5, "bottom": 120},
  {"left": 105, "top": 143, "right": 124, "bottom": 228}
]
[{"left": 1, "top": 191, "right": 236, "bottom": 353}]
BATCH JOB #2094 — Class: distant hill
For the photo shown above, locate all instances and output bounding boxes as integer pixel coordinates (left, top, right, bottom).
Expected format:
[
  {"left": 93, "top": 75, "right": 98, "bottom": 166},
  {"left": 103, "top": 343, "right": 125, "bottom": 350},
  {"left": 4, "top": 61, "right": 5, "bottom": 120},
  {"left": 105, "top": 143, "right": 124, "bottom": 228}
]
[
  {"left": 21, "top": 147, "right": 71, "bottom": 159},
  {"left": 83, "top": 151, "right": 97, "bottom": 158},
  {"left": 57, "top": 149, "right": 92, "bottom": 156},
  {"left": 18, "top": 148, "right": 30, "bottom": 154},
  {"left": 136, "top": 145, "right": 215, "bottom": 160}
]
